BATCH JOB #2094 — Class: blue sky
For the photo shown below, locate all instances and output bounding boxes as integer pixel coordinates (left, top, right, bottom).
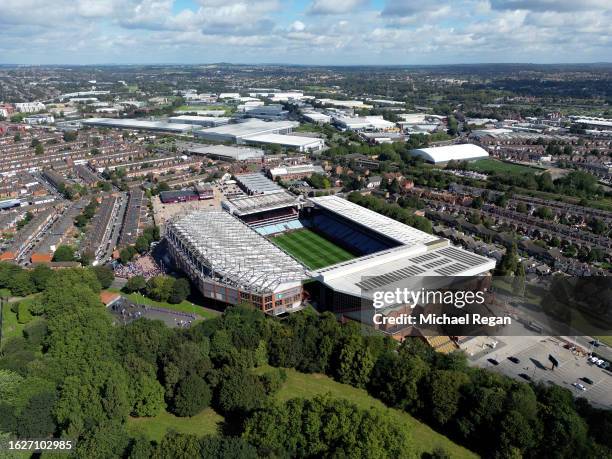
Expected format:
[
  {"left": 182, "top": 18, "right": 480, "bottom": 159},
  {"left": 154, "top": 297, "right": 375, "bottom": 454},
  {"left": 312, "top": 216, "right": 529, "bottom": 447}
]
[{"left": 0, "top": 0, "right": 610, "bottom": 65}]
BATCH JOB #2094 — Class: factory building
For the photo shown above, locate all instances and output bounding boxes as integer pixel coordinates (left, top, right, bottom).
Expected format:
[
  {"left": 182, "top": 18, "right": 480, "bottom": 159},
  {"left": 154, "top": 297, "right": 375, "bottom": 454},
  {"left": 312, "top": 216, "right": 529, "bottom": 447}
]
[
  {"left": 268, "top": 164, "right": 325, "bottom": 181},
  {"left": 81, "top": 118, "right": 196, "bottom": 133},
  {"left": 243, "top": 133, "right": 325, "bottom": 152},
  {"left": 333, "top": 115, "right": 397, "bottom": 132},
  {"left": 168, "top": 115, "right": 230, "bottom": 127},
  {"left": 194, "top": 119, "right": 299, "bottom": 143},
  {"left": 184, "top": 144, "right": 264, "bottom": 162}
]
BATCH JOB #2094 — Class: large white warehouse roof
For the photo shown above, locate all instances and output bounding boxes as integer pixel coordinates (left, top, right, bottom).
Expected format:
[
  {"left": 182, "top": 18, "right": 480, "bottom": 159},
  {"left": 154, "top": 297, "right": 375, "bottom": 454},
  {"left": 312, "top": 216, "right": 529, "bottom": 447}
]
[{"left": 410, "top": 144, "right": 489, "bottom": 164}]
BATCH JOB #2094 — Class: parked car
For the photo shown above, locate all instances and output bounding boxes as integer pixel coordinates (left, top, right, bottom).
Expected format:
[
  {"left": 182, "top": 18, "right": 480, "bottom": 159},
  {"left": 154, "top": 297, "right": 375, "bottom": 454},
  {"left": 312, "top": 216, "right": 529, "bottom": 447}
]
[
  {"left": 581, "top": 377, "right": 594, "bottom": 385},
  {"left": 488, "top": 358, "right": 499, "bottom": 366},
  {"left": 572, "top": 382, "right": 586, "bottom": 391},
  {"left": 518, "top": 373, "right": 532, "bottom": 381},
  {"left": 508, "top": 356, "right": 520, "bottom": 364}
]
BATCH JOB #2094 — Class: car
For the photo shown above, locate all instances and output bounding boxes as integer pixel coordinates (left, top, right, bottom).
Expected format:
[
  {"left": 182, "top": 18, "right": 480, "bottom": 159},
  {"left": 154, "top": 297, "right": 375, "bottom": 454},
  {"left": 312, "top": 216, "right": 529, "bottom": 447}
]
[
  {"left": 595, "top": 359, "right": 605, "bottom": 366},
  {"left": 488, "top": 358, "right": 499, "bottom": 366},
  {"left": 508, "top": 356, "right": 520, "bottom": 364},
  {"left": 518, "top": 373, "right": 532, "bottom": 381},
  {"left": 599, "top": 361, "right": 610, "bottom": 370},
  {"left": 572, "top": 382, "right": 586, "bottom": 391},
  {"left": 581, "top": 377, "right": 594, "bottom": 385},
  {"left": 590, "top": 340, "right": 601, "bottom": 347},
  {"left": 588, "top": 356, "right": 599, "bottom": 364}
]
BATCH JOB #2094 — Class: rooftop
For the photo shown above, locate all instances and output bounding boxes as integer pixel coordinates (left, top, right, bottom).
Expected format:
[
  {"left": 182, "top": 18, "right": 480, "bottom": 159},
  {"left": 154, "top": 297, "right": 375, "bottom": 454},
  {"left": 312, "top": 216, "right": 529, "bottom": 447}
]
[
  {"left": 243, "top": 133, "right": 324, "bottom": 147},
  {"left": 235, "top": 173, "right": 284, "bottom": 194},
  {"left": 410, "top": 144, "right": 489, "bottom": 163},
  {"left": 81, "top": 117, "right": 195, "bottom": 133},
  {"left": 309, "top": 195, "right": 439, "bottom": 247},
  {"left": 223, "top": 190, "right": 301, "bottom": 216},
  {"left": 196, "top": 119, "right": 298, "bottom": 139}
]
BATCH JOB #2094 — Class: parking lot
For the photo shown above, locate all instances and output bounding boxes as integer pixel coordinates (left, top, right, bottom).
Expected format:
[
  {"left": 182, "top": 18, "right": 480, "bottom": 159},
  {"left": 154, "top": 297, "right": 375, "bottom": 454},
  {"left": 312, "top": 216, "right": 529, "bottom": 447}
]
[{"left": 466, "top": 335, "right": 612, "bottom": 409}]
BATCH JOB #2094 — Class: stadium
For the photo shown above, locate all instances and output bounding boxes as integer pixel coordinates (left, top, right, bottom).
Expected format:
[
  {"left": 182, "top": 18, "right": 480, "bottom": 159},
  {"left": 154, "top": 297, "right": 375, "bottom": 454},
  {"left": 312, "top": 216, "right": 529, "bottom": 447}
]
[{"left": 166, "top": 175, "right": 496, "bottom": 323}]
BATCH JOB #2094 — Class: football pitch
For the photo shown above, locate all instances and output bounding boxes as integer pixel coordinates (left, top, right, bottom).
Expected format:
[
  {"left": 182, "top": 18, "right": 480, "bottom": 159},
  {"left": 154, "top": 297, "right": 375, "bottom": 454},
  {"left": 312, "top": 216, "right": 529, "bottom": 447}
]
[{"left": 271, "top": 229, "right": 355, "bottom": 270}]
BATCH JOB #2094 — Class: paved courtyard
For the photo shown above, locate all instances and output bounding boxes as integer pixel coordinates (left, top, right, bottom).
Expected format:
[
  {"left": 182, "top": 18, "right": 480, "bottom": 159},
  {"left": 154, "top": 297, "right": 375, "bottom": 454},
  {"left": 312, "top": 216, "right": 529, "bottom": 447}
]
[{"left": 465, "top": 335, "right": 612, "bottom": 409}]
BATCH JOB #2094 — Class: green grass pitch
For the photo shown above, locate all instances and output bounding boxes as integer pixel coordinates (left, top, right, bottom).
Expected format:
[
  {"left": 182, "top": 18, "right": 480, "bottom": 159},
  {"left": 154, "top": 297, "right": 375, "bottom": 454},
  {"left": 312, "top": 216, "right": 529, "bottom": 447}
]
[{"left": 270, "top": 229, "right": 355, "bottom": 270}]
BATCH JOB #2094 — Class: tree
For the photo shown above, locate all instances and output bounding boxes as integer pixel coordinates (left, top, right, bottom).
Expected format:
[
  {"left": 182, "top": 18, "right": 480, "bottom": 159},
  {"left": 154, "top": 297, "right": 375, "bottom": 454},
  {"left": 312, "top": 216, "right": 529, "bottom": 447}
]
[
  {"left": 426, "top": 370, "right": 470, "bottom": 426},
  {"left": 35, "top": 143, "right": 44, "bottom": 155},
  {"left": 535, "top": 206, "right": 554, "bottom": 220},
  {"left": 216, "top": 367, "right": 266, "bottom": 415},
  {"left": 199, "top": 436, "right": 258, "bottom": 459},
  {"left": 92, "top": 265, "right": 114, "bottom": 289},
  {"left": 145, "top": 276, "right": 175, "bottom": 303},
  {"left": 496, "top": 243, "right": 518, "bottom": 276},
  {"left": 334, "top": 334, "right": 375, "bottom": 388},
  {"left": 53, "top": 245, "right": 76, "bottom": 262},
  {"left": 134, "top": 236, "right": 150, "bottom": 254},
  {"left": 171, "top": 375, "right": 211, "bottom": 417},
  {"left": 242, "top": 396, "right": 413, "bottom": 458},
  {"left": 30, "top": 264, "right": 53, "bottom": 291},
  {"left": 169, "top": 278, "right": 190, "bottom": 304},
  {"left": 130, "top": 374, "right": 165, "bottom": 417},
  {"left": 125, "top": 275, "right": 146, "bottom": 294},
  {"left": 16, "top": 391, "right": 57, "bottom": 437},
  {"left": 120, "top": 246, "right": 137, "bottom": 264},
  {"left": 154, "top": 433, "right": 201, "bottom": 459},
  {"left": 7, "top": 270, "right": 35, "bottom": 297},
  {"left": 63, "top": 131, "right": 78, "bottom": 142},
  {"left": 516, "top": 202, "right": 528, "bottom": 213}
]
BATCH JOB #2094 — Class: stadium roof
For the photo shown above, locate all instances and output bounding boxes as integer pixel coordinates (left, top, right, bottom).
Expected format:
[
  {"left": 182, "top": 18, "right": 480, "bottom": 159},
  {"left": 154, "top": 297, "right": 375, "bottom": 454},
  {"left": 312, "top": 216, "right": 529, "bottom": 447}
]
[
  {"left": 409, "top": 144, "right": 489, "bottom": 164},
  {"left": 223, "top": 190, "right": 302, "bottom": 216},
  {"left": 309, "top": 195, "right": 439, "bottom": 247},
  {"left": 309, "top": 195, "right": 496, "bottom": 296},
  {"left": 314, "top": 243, "right": 496, "bottom": 296},
  {"left": 235, "top": 173, "right": 284, "bottom": 194},
  {"left": 167, "top": 211, "right": 308, "bottom": 293}
]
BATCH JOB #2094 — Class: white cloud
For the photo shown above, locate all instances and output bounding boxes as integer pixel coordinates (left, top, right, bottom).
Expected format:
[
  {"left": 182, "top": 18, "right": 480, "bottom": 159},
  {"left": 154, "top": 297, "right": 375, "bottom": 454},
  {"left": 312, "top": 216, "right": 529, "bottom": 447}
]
[{"left": 308, "top": 0, "right": 368, "bottom": 15}]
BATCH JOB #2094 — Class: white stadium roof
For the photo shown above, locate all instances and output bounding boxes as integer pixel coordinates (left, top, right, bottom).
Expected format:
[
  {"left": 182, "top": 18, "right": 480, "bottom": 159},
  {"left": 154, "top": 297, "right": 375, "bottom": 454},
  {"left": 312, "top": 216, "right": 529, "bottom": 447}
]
[
  {"left": 167, "top": 211, "right": 308, "bottom": 293},
  {"left": 309, "top": 195, "right": 438, "bottom": 247},
  {"left": 308, "top": 195, "right": 496, "bottom": 296},
  {"left": 410, "top": 143, "right": 489, "bottom": 164}
]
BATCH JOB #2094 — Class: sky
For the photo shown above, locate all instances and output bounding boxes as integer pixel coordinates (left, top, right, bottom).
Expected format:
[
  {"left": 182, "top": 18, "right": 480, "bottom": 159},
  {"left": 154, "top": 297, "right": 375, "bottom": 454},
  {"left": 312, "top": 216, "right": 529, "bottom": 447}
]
[{"left": 0, "top": 0, "right": 610, "bottom": 65}]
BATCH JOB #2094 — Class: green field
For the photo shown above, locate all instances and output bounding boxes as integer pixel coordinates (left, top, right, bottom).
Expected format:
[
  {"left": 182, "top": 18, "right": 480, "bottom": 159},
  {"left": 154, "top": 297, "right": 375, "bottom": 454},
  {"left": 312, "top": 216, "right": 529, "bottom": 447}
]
[
  {"left": 467, "top": 158, "right": 541, "bottom": 175},
  {"left": 257, "top": 366, "right": 478, "bottom": 459},
  {"left": 270, "top": 229, "right": 355, "bottom": 270},
  {"left": 127, "top": 408, "right": 223, "bottom": 442}
]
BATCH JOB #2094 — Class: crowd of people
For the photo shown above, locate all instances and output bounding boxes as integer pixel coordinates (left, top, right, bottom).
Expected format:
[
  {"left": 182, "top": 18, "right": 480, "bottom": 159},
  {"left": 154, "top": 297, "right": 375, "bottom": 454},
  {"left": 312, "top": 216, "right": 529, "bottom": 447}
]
[{"left": 114, "top": 254, "right": 162, "bottom": 279}]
